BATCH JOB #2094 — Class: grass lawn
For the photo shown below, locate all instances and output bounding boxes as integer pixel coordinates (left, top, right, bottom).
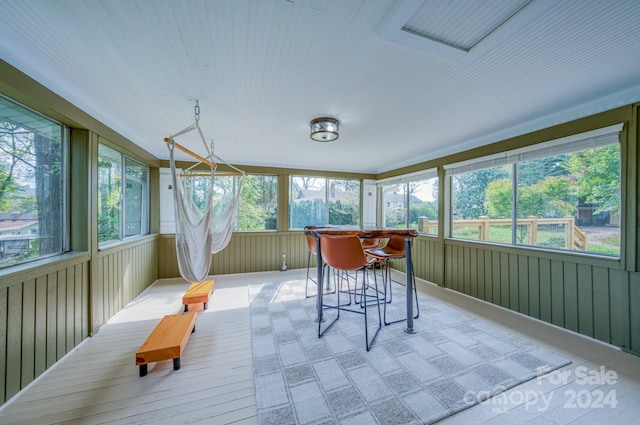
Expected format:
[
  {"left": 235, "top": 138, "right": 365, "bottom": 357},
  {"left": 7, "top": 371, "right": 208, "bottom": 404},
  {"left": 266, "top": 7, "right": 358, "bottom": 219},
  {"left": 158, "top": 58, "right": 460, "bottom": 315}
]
[{"left": 452, "top": 224, "right": 620, "bottom": 256}]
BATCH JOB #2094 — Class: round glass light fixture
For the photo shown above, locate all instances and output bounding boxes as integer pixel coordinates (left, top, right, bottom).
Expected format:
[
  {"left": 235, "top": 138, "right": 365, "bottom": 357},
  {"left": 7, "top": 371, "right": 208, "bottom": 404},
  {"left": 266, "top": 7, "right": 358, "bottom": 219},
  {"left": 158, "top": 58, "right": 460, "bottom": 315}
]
[{"left": 310, "top": 117, "right": 340, "bottom": 142}]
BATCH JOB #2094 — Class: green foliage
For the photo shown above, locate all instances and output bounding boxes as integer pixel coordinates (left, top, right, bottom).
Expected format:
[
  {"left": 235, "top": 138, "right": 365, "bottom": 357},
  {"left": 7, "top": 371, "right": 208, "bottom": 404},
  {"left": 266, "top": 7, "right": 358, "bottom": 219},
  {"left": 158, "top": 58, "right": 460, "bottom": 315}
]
[
  {"left": 290, "top": 198, "right": 359, "bottom": 228},
  {"left": 486, "top": 178, "right": 512, "bottom": 218},
  {"left": 563, "top": 144, "right": 620, "bottom": 214},
  {"left": 237, "top": 175, "right": 277, "bottom": 231},
  {"left": 385, "top": 207, "right": 406, "bottom": 228},
  {"left": 0, "top": 166, "right": 18, "bottom": 211},
  {"left": 453, "top": 166, "right": 510, "bottom": 219},
  {"left": 517, "top": 154, "right": 569, "bottom": 186},
  {"left": 329, "top": 200, "right": 358, "bottom": 225},
  {"left": 467, "top": 147, "right": 615, "bottom": 222},
  {"left": 0, "top": 121, "right": 35, "bottom": 210},
  {"left": 516, "top": 175, "right": 576, "bottom": 218},
  {"left": 290, "top": 198, "right": 326, "bottom": 228},
  {"left": 97, "top": 157, "right": 121, "bottom": 243},
  {"left": 0, "top": 187, "right": 34, "bottom": 213},
  {"left": 409, "top": 200, "right": 438, "bottom": 226},
  {"left": 289, "top": 176, "right": 360, "bottom": 229},
  {"left": 236, "top": 199, "right": 267, "bottom": 230}
]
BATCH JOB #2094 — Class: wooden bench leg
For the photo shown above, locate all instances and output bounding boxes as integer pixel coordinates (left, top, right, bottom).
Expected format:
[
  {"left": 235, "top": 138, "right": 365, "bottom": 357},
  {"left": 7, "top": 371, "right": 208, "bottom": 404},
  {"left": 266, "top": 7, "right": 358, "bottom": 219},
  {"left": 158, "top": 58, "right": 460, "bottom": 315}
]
[
  {"left": 173, "top": 358, "right": 181, "bottom": 370},
  {"left": 139, "top": 364, "right": 148, "bottom": 377},
  {"left": 184, "top": 304, "right": 188, "bottom": 312},
  {"left": 204, "top": 301, "right": 208, "bottom": 310}
]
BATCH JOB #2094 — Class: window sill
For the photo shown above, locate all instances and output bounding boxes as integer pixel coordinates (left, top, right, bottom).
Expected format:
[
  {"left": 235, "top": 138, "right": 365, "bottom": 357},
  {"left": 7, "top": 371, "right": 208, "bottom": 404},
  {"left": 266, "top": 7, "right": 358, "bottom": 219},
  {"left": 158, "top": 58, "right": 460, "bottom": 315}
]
[
  {"left": 97, "top": 233, "right": 158, "bottom": 254},
  {"left": 444, "top": 238, "right": 621, "bottom": 268},
  {"left": 0, "top": 251, "right": 91, "bottom": 290}
]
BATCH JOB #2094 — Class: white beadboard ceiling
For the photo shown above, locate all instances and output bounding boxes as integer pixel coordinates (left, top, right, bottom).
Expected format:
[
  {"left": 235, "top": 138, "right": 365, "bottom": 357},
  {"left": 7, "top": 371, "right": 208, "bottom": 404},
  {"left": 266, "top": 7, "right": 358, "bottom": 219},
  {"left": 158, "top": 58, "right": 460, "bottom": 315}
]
[{"left": 1, "top": 0, "right": 640, "bottom": 174}]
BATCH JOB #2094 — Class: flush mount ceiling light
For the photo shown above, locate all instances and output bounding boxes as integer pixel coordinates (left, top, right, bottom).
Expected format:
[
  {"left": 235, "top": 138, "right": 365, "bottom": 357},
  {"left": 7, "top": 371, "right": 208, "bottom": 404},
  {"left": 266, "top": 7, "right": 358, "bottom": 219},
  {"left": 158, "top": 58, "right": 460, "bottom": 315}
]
[{"left": 310, "top": 117, "right": 340, "bottom": 142}]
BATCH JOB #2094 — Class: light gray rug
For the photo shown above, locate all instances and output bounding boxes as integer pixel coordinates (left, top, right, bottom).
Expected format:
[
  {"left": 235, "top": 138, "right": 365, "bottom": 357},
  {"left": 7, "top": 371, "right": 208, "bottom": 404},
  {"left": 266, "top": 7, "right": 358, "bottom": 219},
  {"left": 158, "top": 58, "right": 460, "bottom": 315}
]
[{"left": 250, "top": 274, "right": 570, "bottom": 425}]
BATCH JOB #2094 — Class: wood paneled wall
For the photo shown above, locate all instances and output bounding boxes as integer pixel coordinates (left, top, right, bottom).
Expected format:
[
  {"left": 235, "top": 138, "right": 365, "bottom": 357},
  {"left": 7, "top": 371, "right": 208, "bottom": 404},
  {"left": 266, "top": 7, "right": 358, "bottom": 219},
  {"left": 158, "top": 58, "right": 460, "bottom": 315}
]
[
  {"left": 387, "top": 237, "right": 443, "bottom": 285},
  {"left": 158, "top": 232, "right": 308, "bottom": 278},
  {"left": 0, "top": 236, "right": 159, "bottom": 405},
  {"left": 443, "top": 240, "right": 640, "bottom": 354},
  {"left": 92, "top": 236, "right": 159, "bottom": 332},
  {"left": 0, "top": 254, "right": 90, "bottom": 403}
]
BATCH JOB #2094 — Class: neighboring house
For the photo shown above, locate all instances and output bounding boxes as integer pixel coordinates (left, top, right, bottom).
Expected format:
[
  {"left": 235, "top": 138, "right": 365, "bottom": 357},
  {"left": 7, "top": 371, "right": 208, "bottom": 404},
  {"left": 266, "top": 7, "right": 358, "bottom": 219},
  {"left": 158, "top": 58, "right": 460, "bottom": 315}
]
[
  {"left": 0, "top": 213, "right": 38, "bottom": 258},
  {"left": 384, "top": 192, "right": 423, "bottom": 209}
]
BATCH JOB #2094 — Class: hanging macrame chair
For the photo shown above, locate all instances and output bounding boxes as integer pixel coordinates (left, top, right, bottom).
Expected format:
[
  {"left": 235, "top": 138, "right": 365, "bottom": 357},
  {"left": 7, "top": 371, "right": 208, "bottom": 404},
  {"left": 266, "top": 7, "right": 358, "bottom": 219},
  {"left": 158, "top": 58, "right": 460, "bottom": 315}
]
[{"left": 165, "top": 109, "right": 245, "bottom": 283}]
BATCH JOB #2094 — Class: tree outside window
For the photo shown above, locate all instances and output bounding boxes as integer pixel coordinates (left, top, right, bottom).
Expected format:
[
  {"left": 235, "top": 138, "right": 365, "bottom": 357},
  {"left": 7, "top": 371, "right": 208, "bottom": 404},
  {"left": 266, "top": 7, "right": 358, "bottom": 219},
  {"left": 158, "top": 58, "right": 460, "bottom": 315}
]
[
  {"left": 98, "top": 144, "right": 121, "bottom": 243},
  {"left": 0, "top": 95, "right": 67, "bottom": 267}
]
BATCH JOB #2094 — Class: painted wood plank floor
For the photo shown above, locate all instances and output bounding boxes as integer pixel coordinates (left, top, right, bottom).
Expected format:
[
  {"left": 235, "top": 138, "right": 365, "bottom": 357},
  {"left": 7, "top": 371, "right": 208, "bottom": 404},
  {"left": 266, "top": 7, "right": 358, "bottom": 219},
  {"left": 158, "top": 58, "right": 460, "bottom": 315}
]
[{"left": 1, "top": 269, "right": 638, "bottom": 424}]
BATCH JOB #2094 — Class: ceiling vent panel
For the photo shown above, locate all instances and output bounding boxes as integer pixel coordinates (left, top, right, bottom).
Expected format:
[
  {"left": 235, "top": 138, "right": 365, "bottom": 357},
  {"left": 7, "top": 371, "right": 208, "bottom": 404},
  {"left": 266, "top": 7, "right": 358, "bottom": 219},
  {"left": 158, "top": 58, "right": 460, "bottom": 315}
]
[
  {"left": 403, "top": 0, "right": 532, "bottom": 52},
  {"left": 379, "top": 0, "right": 554, "bottom": 61}
]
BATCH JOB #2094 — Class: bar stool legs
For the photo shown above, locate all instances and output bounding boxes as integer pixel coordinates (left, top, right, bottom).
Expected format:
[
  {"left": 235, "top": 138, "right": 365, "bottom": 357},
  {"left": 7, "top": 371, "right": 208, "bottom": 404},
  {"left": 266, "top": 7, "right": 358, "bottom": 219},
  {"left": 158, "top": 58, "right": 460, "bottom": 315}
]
[
  {"left": 317, "top": 235, "right": 382, "bottom": 351},
  {"left": 383, "top": 262, "right": 419, "bottom": 325}
]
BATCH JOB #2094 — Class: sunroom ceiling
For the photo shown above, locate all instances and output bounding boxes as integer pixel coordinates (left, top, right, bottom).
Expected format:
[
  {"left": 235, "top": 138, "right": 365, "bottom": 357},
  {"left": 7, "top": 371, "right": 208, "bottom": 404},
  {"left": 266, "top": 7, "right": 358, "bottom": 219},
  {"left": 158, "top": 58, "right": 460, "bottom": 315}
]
[{"left": 1, "top": 0, "right": 640, "bottom": 174}]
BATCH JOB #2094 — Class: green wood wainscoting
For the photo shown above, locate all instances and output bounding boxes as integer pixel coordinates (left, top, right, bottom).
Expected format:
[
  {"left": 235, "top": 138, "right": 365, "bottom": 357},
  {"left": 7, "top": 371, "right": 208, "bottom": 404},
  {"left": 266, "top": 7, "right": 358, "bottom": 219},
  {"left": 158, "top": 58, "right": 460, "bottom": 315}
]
[
  {"left": 92, "top": 236, "right": 159, "bottom": 331},
  {"left": 384, "top": 237, "right": 640, "bottom": 357},
  {"left": 444, "top": 239, "right": 640, "bottom": 356},
  {"left": 158, "top": 232, "right": 311, "bottom": 278},
  {"left": 379, "top": 236, "right": 444, "bottom": 288},
  {"left": 0, "top": 253, "right": 90, "bottom": 404},
  {"left": 0, "top": 236, "right": 159, "bottom": 405}
]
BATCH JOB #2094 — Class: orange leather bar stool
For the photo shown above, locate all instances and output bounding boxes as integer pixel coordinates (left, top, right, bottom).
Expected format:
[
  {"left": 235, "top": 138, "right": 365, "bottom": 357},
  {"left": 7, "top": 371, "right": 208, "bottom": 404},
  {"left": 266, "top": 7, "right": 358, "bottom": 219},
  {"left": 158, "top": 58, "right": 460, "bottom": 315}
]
[
  {"left": 319, "top": 234, "right": 382, "bottom": 351},
  {"left": 360, "top": 237, "right": 381, "bottom": 250}
]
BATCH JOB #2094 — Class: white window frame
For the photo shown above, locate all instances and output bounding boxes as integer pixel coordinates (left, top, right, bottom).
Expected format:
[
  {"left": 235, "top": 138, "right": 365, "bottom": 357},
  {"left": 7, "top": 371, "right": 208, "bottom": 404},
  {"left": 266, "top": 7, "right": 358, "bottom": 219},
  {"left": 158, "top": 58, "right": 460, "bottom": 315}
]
[
  {"left": 444, "top": 124, "right": 623, "bottom": 254},
  {"left": 0, "top": 95, "right": 69, "bottom": 267},
  {"left": 98, "top": 143, "right": 149, "bottom": 247}
]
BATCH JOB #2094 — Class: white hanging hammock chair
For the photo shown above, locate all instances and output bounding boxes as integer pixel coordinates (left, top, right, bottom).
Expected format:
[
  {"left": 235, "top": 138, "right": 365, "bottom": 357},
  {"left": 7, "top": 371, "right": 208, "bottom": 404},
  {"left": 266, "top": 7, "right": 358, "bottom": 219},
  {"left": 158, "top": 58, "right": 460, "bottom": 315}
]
[{"left": 165, "top": 109, "right": 244, "bottom": 283}]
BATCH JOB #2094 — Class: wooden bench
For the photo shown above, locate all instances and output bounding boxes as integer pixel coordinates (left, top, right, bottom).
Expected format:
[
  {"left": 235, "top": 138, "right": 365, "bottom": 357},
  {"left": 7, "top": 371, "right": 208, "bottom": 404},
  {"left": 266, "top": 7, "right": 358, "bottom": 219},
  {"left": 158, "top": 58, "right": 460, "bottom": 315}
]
[
  {"left": 182, "top": 280, "right": 215, "bottom": 312},
  {"left": 135, "top": 311, "right": 197, "bottom": 377}
]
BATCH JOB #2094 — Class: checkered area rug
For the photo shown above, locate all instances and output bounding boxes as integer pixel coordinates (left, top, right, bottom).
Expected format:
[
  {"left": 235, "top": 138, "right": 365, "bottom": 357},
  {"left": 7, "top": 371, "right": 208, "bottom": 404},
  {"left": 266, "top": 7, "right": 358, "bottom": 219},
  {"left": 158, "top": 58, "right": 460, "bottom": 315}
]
[{"left": 250, "top": 275, "right": 570, "bottom": 425}]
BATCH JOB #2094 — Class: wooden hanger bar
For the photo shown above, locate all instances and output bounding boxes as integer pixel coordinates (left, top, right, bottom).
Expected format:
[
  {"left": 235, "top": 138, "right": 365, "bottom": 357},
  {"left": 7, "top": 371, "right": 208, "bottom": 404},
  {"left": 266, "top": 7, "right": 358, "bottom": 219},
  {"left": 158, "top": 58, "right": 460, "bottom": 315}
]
[
  {"left": 164, "top": 137, "right": 216, "bottom": 168},
  {"left": 179, "top": 172, "right": 244, "bottom": 177}
]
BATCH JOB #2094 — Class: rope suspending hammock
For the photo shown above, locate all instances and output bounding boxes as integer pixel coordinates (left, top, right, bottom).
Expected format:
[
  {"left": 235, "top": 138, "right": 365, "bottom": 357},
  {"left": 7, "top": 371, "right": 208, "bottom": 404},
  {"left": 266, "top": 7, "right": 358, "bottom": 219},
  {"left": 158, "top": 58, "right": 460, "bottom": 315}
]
[{"left": 165, "top": 102, "right": 245, "bottom": 283}]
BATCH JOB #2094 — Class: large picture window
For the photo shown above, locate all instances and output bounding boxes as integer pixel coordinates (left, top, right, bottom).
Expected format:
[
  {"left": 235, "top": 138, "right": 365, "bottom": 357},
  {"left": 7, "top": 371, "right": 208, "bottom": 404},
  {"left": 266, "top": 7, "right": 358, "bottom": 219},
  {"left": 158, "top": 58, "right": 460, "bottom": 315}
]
[
  {"left": 380, "top": 169, "right": 438, "bottom": 235},
  {"left": 98, "top": 143, "right": 148, "bottom": 245},
  {"left": 0, "top": 95, "right": 68, "bottom": 267},
  {"left": 289, "top": 176, "right": 360, "bottom": 229},
  {"left": 446, "top": 125, "right": 622, "bottom": 256},
  {"left": 179, "top": 173, "right": 277, "bottom": 232}
]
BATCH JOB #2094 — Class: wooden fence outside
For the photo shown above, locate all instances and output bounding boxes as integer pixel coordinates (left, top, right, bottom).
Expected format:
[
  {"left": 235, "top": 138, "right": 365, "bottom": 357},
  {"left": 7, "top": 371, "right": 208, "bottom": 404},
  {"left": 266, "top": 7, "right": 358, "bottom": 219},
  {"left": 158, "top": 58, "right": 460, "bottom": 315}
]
[{"left": 419, "top": 216, "right": 587, "bottom": 250}]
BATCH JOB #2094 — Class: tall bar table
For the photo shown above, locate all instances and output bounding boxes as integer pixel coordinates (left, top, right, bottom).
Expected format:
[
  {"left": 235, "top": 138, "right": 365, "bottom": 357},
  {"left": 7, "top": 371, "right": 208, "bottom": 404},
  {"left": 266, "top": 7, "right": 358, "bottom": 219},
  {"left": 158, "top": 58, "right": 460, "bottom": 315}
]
[{"left": 304, "top": 226, "right": 419, "bottom": 334}]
